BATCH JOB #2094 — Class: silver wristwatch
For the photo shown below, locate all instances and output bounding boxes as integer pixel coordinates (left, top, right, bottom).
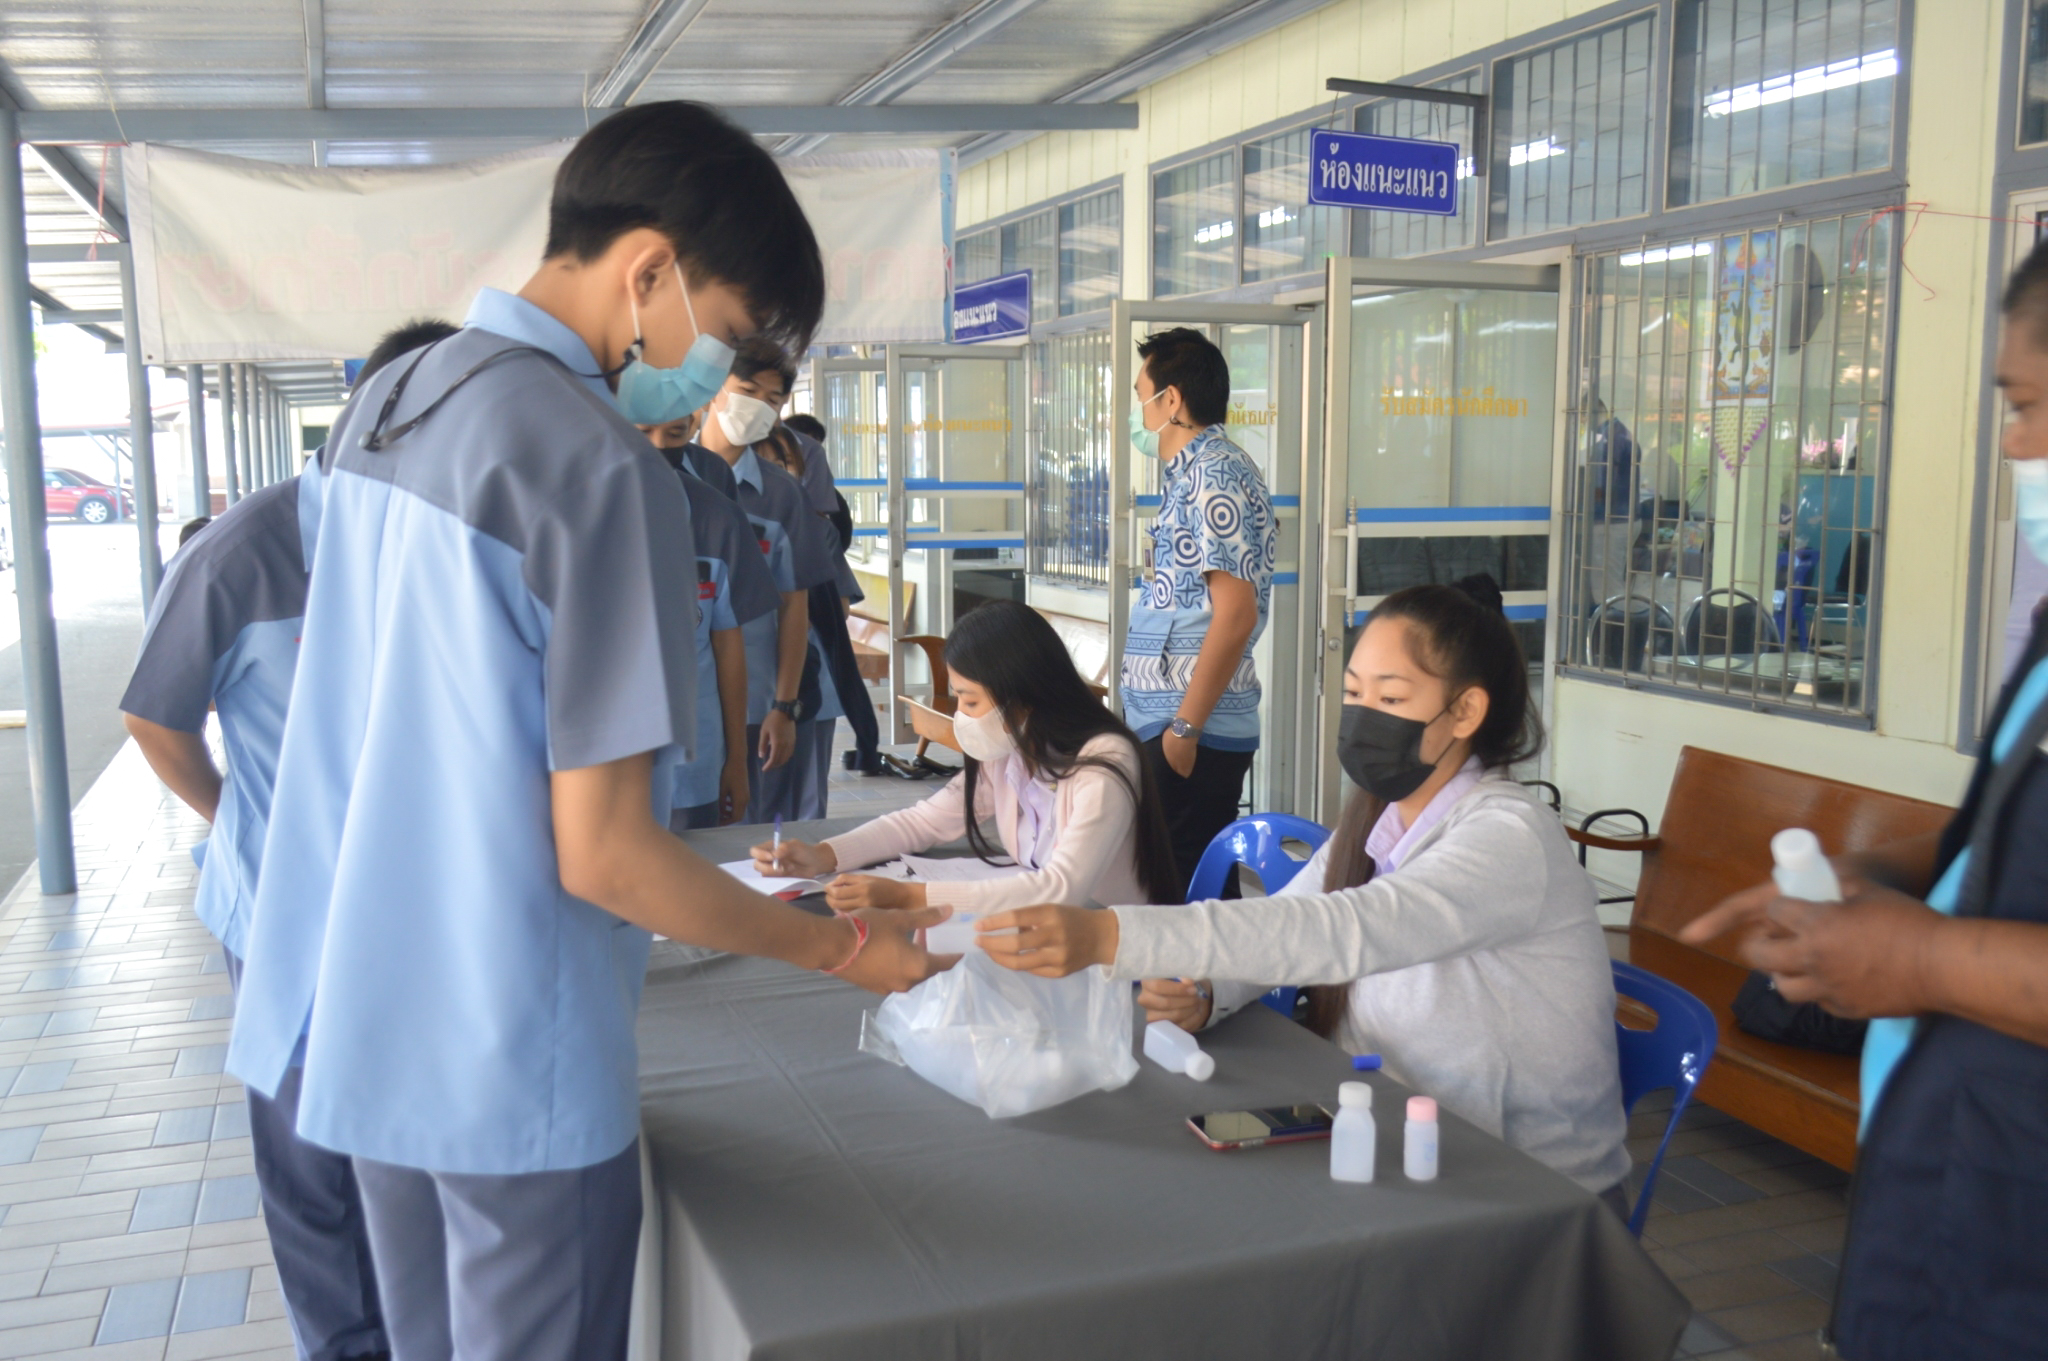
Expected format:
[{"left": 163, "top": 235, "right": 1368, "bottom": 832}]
[{"left": 1168, "top": 716, "right": 1201, "bottom": 739}]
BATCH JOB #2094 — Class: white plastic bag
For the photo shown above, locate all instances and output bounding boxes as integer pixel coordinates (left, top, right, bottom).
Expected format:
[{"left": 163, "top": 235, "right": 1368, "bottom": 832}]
[{"left": 860, "top": 950, "right": 1138, "bottom": 1118}]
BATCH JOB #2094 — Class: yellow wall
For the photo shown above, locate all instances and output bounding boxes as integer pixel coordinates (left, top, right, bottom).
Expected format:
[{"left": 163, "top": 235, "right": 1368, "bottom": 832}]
[{"left": 960, "top": 0, "right": 2005, "bottom": 823}]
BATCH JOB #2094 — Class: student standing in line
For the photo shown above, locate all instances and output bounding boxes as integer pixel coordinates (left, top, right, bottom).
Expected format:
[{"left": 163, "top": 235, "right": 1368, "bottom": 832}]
[
  {"left": 644, "top": 413, "right": 736, "bottom": 499},
  {"left": 760, "top": 600, "right": 1177, "bottom": 914},
  {"left": 118, "top": 317, "right": 458, "bottom": 1361},
  {"left": 781, "top": 415, "right": 886, "bottom": 779},
  {"left": 227, "top": 104, "right": 944, "bottom": 1361},
  {"left": 758, "top": 426, "right": 848, "bottom": 816},
  {"left": 691, "top": 341, "right": 838, "bottom": 821},
  {"left": 974, "top": 580, "right": 1630, "bottom": 1202},
  {"left": 1681, "top": 239, "right": 2048, "bottom": 1361},
  {"left": 645, "top": 438, "right": 781, "bottom": 829},
  {"left": 1119, "top": 327, "right": 1276, "bottom": 899}
]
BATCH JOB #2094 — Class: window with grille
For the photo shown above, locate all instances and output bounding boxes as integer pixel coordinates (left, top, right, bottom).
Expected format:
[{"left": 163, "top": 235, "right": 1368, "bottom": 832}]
[
  {"left": 1058, "top": 189, "right": 1121, "bottom": 317},
  {"left": 1561, "top": 209, "right": 1894, "bottom": 718},
  {"left": 2028, "top": 0, "right": 2048, "bottom": 145},
  {"left": 956, "top": 229, "right": 1000, "bottom": 287},
  {"left": 1153, "top": 151, "right": 1237, "bottom": 297},
  {"left": 1241, "top": 123, "right": 1342, "bottom": 284},
  {"left": 1352, "top": 72, "right": 1481, "bottom": 259},
  {"left": 1668, "top": 0, "right": 1898, "bottom": 207},
  {"left": 1001, "top": 209, "right": 1059, "bottom": 325},
  {"left": 1026, "top": 331, "right": 1113, "bottom": 588},
  {"left": 1488, "top": 12, "right": 1656, "bottom": 240}
]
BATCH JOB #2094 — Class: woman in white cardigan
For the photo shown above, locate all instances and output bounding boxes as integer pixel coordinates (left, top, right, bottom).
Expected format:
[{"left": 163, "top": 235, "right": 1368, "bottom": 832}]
[
  {"left": 974, "top": 579, "right": 1631, "bottom": 1198},
  {"left": 754, "top": 599, "right": 1178, "bottom": 915}
]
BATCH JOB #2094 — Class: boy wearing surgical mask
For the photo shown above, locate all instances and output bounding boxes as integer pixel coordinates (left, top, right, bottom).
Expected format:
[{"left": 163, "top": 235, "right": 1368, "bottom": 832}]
[
  {"left": 691, "top": 340, "right": 840, "bottom": 821},
  {"left": 227, "top": 103, "right": 943, "bottom": 1361}
]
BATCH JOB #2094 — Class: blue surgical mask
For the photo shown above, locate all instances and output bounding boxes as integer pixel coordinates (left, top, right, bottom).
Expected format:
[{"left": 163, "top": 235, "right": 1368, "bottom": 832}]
[
  {"left": 2014, "top": 459, "right": 2048, "bottom": 564},
  {"left": 1128, "top": 390, "right": 1166, "bottom": 459},
  {"left": 613, "top": 265, "right": 736, "bottom": 426}
]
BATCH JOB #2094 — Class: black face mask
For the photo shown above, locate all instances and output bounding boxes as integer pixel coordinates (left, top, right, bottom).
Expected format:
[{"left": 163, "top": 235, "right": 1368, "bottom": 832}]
[{"left": 1337, "top": 703, "right": 1449, "bottom": 802}]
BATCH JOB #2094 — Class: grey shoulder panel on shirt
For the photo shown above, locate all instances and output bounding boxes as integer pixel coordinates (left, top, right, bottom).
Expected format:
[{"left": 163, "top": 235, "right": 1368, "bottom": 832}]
[
  {"left": 682, "top": 443, "right": 739, "bottom": 501},
  {"left": 324, "top": 326, "right": 698, "bottom": 771},
  {"left": 753, "top": 457, "right": 835, "bottom": 590},
  {"left": 121, "top": 477, "right": 306, "bottom": 733}
]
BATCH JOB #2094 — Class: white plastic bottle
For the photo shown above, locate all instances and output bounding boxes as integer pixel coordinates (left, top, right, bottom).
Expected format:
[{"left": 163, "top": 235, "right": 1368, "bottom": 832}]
[
  {"left": 1771, "top": 828, "right": 1843, "bottom": 902},
  {"left": 1404, "top": 1096, "right": 1439, "bottom": 1181},
  {"left": 1142, "top": 1020, "right": 1215, "bottom": 1080},
  {"left": 1330, "top": 1081, "right": 1376, "bottom": 1183}
]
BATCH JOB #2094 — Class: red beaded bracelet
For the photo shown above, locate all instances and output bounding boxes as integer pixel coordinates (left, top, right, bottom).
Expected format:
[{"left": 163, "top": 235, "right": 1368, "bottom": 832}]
[{"left": 822, "top": 915, "right": 869, "bottom": 975}]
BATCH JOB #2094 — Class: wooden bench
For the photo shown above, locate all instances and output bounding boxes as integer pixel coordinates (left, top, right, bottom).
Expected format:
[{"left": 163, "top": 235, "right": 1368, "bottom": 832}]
[{"left": 1584, "top": 746, "right": 1951, "bottom": 1170}]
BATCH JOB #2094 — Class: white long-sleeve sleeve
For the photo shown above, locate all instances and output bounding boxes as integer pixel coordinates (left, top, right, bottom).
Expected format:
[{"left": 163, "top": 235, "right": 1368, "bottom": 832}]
[{"left": 824, "top": 736, "right": 1149, "bottom": 913}]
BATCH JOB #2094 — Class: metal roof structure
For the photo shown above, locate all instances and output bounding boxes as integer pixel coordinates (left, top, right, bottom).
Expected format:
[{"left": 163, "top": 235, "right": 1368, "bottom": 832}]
[{"left": 0, "top": 0, "right": 1333, "bottom": 399}]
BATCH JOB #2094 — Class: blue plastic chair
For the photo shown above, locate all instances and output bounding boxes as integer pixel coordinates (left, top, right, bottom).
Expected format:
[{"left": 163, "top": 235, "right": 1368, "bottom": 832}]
[
  {"left": 1186, "top": 814, "right": 1332, "bottom": 1017},
  {"left": 1610, "top": 960, "right": 1719, "bottom": 1236}
]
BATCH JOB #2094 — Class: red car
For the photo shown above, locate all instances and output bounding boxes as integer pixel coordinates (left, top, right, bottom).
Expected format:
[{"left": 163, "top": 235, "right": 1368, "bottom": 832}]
[{"left": 44, "top": 468, "right": 134, "bottom": 525}]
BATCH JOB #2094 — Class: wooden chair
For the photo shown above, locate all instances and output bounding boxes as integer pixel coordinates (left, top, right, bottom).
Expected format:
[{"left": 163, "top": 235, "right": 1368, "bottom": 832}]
[{"left": 1578, "top": 746, "right": 1951, "bottom": 1170}]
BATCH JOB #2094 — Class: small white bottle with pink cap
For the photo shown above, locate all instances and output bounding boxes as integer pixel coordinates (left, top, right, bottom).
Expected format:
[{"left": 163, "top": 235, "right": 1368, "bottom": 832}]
[{"left": 1403, "top": 1096, "right": 1439, "bottom": 1181}]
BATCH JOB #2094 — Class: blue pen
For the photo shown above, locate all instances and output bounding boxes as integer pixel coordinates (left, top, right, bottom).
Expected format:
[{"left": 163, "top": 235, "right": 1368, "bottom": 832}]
[
  {"left": 1351, "top": 1053, "right": 1383, "bottom": 1071},
  {"left": 773, "top": 816, "right": 782, "bottom": 871}
]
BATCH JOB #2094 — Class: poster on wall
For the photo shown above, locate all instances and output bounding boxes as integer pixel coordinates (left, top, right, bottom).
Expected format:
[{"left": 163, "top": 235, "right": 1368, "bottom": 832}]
[
  {"left": 1708, "top": 230, "right": 1776, "bottom": 469},
  {"left": 125, "top": 143, "right": 949, "bottom": 362}
]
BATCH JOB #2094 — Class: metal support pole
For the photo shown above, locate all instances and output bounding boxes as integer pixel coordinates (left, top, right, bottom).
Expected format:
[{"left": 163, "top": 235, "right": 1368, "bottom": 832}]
[
  {"left": 219, "top": 363, "right": 241, "bottom": 505},
  {"left": 185, "top": 364, "right": 209, "bottom": 517},
  {"left": 0, "top": 108, "right": 76, "bottom": 894},
  {"left": 237, "top": 363, "right": 255, "bottom": 491},
  {"left": 252, "top": 379, "right": 267, "bottom": 488},
  {"left": 119, "top": 252, "right": 163, "bottom": 609}
]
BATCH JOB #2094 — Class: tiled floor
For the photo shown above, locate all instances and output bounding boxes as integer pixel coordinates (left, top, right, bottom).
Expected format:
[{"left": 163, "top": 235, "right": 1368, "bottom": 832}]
[{"left": 0, "top": 728, "right": 1850, "bottom": 1360}]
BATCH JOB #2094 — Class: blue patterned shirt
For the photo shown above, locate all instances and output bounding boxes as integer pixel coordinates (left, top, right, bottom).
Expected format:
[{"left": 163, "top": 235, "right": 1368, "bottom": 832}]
[{"left": 1119, "top": 426, "right": 1276, "bottom": 751}]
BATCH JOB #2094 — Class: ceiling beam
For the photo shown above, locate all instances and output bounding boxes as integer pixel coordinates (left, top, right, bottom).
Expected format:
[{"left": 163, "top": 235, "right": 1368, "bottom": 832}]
[
  {"left": 303, "top": 0, "right": 327, "bottom": 109},
  {"left": 779, "top": 0, "right": 1051, "bottom": 158},
  {"left": 957, "top": 0, "right": 1334, "bottom": 166},
  {"left": 20, "top": 103, "right": 1138, "bottom": 144},
  {"left": 28, "top": 286, "right": 121, "bottom": 348},
  {"left": 23, "top": 145, "right": 129, "bottom": 239},
  {"left": 590, "top": 0, "right": 715, "bottom": 108}
]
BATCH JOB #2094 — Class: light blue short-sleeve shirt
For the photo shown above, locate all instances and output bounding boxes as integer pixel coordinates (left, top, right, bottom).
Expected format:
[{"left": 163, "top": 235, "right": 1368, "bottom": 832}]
[
  {"left": 672, "top": 470, "right": 780, "bottom": 809},
  {"left": 119, "top": 469, "right": 321, "bottom": 959},
  {"left": 228, "top": 291, "right": 700, "bottom": 1175},
  {"left": 1118, "top": 426, "right": 1277, "bottom": 750}
]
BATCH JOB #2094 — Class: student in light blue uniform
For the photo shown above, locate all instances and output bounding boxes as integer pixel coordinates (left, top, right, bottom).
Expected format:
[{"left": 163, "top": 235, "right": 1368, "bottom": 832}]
[
  {"left": 225, "top": 104, "right": 941, "bottom": 1361},
  {"left": 691, "top": 341, "right": 838, "bottom": 823},
  {"left": 662, "top": 459, "right": 780, "bottom": 829},
  {"left": 116, "top": 323, "right": 463, "bottom": 1361}
]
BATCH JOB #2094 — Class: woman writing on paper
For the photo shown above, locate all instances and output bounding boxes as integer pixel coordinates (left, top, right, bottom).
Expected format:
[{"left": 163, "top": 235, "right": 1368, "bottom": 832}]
[{"left": 753, "top": 600, "right": 1178, "bottom": 913}]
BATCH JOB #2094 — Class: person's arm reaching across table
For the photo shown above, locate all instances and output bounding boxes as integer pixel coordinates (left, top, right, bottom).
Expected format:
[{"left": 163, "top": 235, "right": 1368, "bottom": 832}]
[{"left": 554, "top": 752, "right": 944, "bottom": 993}]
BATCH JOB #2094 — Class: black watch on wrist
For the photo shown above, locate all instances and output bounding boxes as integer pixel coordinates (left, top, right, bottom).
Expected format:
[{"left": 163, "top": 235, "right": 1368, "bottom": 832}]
[
  {"left": 771, "top": 698, "right": 805, "bottom": 721},
  {"left": 1169, "top": 716, "right": 1201, "bottom": 739}
]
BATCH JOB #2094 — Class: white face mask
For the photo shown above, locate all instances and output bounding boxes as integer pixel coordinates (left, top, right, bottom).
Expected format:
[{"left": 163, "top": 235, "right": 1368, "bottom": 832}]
[
  {"left": 952, "top": 706, "right": 1015, "bottom": 763},
  {"left": 715, "top": 391, "right": 779, "bottom": 447}
]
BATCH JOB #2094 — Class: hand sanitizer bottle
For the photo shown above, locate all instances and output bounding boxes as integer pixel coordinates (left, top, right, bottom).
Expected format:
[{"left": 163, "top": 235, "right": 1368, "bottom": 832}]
[
  {"left": 1404, "top": 1096, "right": 1439, "bottom": 1181},
  {"left": 1330, "top": 1082, "right": 1376, "bottom": 1183},
  {"left": 1143, "top": 1020, "right": 1215, "bottom": 1080},
  {"left": 1771, "top": 828, "right": 1843, "bottom": 902}
]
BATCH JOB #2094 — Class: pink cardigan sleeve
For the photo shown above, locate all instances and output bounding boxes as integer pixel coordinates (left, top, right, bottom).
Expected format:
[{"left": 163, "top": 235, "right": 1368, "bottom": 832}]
[
  {"left": 922, "top": 740, "right": 1142, "bottom": 914},
  {"left": 822, "top": 773, "right": 984, "bottom": 872}
]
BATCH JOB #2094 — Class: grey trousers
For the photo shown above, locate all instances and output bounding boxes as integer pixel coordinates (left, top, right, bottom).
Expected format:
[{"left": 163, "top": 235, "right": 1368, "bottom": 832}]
[
  {"left": 225, "top": 953, "right": 388, "bottom": 1361},
  {"left": 745, "top": 718, "right": 827, "bottom": 823},
  {"left": 352, "top": 1139, "right": 642, "bottom": 1361}
]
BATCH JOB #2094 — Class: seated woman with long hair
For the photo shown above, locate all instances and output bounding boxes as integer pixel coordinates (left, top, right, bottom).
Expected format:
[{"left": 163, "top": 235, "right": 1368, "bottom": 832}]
[
  {"left": 974, "top": 580, "right": 1630, "bottom": 1198},
  {"left": 755, "top": 599, "right": 1178, "bottom": 913}
]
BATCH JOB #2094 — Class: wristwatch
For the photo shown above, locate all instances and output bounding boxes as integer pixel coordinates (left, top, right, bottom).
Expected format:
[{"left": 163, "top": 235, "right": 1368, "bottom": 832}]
[
  {"left": 1169, "top": 716, "right": 1201, "bottom": 739},
  {"left": 771, "top": 698, "right": 805, "bottom": 721}
]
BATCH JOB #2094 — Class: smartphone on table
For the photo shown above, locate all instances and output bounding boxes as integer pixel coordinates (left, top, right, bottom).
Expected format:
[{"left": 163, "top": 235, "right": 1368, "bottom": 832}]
[{"left": 1188, "top": 1103, "right": 1336, "bottom": 1151}]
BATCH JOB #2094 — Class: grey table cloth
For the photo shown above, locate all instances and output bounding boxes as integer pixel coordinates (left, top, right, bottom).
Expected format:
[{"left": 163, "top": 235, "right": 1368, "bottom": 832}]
[{"left": 633, "top": 818, "right": 1687, "bottom": 1360}]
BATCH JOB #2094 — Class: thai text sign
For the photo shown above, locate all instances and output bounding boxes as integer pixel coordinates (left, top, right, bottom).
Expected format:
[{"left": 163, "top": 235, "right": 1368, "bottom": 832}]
[
  {"left": 951, "top": 271, "right": 1030, "bottom": 343},
  {"left": 1308, "top": 129, "right": 1458, "bottom": 217}
]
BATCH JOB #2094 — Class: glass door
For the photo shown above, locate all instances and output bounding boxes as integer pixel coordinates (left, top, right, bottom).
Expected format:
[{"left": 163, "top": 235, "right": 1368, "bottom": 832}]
[
  {"left": 1317, "top": 258, "right": 1565, "bottom": 820},
  {"left": 883, "top": 343, "right": 1028, "bottom": 742},
  {"left": 1108, "top": 301, "right": 1322, "bottom": 818},
  {"left": 814, "top": 354, "right": 886, "bottom": 588}
]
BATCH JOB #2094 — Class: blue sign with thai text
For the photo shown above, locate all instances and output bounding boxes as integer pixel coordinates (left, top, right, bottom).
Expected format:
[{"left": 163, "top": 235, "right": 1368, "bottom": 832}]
[
  {"left": 951, "top": 270, "right": 1031, "bottom": 343},
  {"left": 1307, "top": 129, "right": 1459, "bottom": 217}
]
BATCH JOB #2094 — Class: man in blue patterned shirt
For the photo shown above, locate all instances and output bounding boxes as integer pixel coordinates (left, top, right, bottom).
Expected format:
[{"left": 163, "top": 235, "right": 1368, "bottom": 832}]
[{"left": 1119, "top": 327, "right": 1276, "bottom": 899}]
